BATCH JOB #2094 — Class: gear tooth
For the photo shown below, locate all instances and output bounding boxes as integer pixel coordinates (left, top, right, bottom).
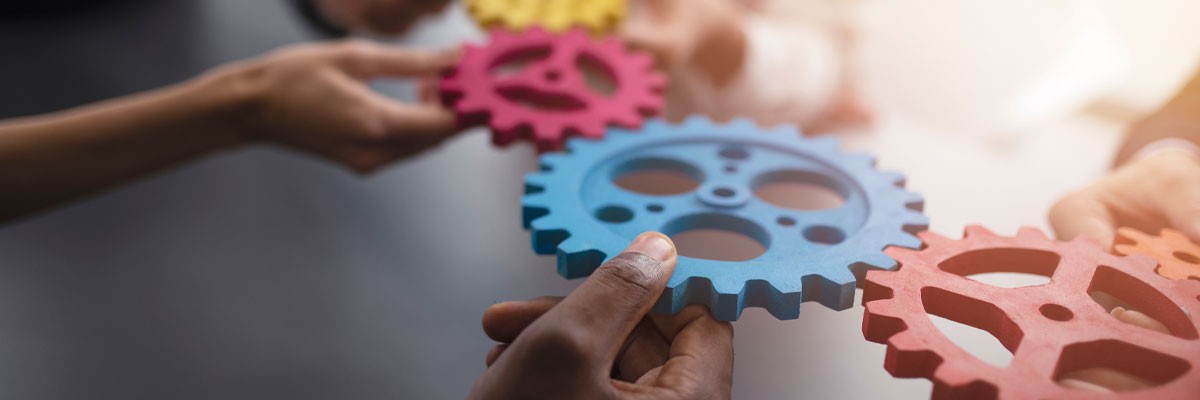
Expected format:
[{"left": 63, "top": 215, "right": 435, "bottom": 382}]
[
  {"left": 723, "top": 117, "right": 760, "bottom": 133},
  {"left": 539, "top": 153, "right": 568, "bottom": 170},
  {"left": 1160, "top": 228, "right": 1188, "bottom": 242},
  {"left": 521, "top": 196, "right": 550, "bottom": 228},
  {"left": 806, "top": 134, "right": 841, "bottom": 152},
  {"left": 962, "top": 225, "right": 998, "bottom": 238},
  {"left": 681, "top": 115, "right": 715, "bottom": 132},
  {"left": 848, "top": 152, "right": 878, "bottom": 168},
  {"left": 763, "top": 124, "right": 801, "bottom": 137},
  {"left": 1016, "top": 226, "right": 1049, "bottom": 241},
  {"left": 556, "top": 236, "right": 589, "bottom": 254},
  {"left": 711, "top": 277, "right": 747, "bottom": 296},
  {"left": 524, "top": 172, "right": 550, "bottom": 189},
  {"left": 865, "top": 251, "right": 900, "bottom": 271},
  {"left": 884, "top": 245, "right": 919, "bottom": 263},
  {"left": 1114, "top": 227, "right": 1145, "bottom": 246},
  {"left": 902, "top": 192, "right": 926, "bottom": 212},
  {"left": 879, "top": 171, "right": 907, "bottom": 187},
  {"left": 897, "top": 229, "right": 926, "bottom": 250},
  {"left": 800, "top": 273, "right": 855, "bottom": 311},
  {"left": 917, "top": 230, "right": 953, "bottom": 247},
  {"left": 887, "top": 330, "right": 928, "bottom": 353},
  {"left": 640, "top": 118, "right": 669, "bottom": 133},
  {"left": 566, "top": 136, "right": 601, "bottom": 152}
]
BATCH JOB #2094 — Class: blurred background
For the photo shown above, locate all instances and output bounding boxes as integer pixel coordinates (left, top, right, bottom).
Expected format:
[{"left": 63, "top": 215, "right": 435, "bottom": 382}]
[{"left": 0, "top": 0, "right": 1196, "bottom": 398}]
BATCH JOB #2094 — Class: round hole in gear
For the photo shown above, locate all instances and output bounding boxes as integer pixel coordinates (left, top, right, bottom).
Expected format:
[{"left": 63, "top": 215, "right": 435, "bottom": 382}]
[
  {"left": 595, "top": 205, "right": 633, "bottom": 223},
  {"left": 612, "top": 158, "right": 703, "bottom": 196},
  {"left": 719, "top": 146, "right": 750, "bottom": 160},
  {"left": 647, "top": 204, "right": 664, "bottom": 213},
  {"left": 1039, "top": 304, "right": 1073, "bottom": 322},
  {"left": 777, "top": 216, "right": 796, "bottom": 227},
  {"left": 1173, "top": 251, "right": 1200, "bottom": 265},
  {"left": 662, "top": 213, "right": 769, "bottom": 262},
  {"left": 754, "top": 170, "right": 846, "bottom": 211},
  {"left": 713, "top": 187, "right": 737, "bottom": 198},
  {"left": 804, "top": 225, "right": 845, "bottom": 245},
  {"left": 725, "top": 165, "right": 738, "bottom": 173}
]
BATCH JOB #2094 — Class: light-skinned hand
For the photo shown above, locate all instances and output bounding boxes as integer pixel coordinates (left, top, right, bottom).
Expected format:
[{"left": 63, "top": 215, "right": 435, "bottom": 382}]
[
  {"left": 211, "top": 40, "right": 461, "bottom": 173},
  {"left": 1050, "top": 151, "right": 1200, "bottom": 247}
]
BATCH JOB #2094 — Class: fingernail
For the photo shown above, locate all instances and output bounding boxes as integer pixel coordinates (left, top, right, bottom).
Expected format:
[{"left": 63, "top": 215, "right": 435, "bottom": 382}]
[{"left": 626, "top": 232, "right": 675, "bottom": 262}]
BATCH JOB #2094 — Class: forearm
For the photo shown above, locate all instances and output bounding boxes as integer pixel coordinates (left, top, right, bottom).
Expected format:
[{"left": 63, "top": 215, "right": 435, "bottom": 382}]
[
  {"left": 1114, "top": 68, "right": 1200, "bottom": 165},
  {"left": 0, "top": 67, "right": 252, "bottom": 221}
]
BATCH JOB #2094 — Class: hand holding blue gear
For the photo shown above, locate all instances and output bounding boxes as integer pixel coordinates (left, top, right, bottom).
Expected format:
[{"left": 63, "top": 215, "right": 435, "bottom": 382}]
[{"left": 522, "top": 117, "right": 928, "bottom": 321}]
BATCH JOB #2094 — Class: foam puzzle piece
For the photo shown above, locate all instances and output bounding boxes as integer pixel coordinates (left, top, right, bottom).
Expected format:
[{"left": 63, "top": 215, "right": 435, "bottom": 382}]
[
  {"left": 440, "top": 27, "right": 664, "bottom": 152},
  {"left": 522, "top": 117, "right": 928, "bottom": 321},
  {"left": 466, "top": 0, "right": 626, "bottom": 35},
  {"left": 863, "top": 226, "right": 1200, "bottom": 399},
  {"left": 1115, "top": 228, "right": 1200, "bottom": 281}
]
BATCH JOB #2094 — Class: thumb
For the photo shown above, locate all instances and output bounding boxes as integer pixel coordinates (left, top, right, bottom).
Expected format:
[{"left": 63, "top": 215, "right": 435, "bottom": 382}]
[
  {"left": 1050, "top": 188, "right": 1118, "bottom": 247},
  {"left": 533, "top": 232, "right": 677, "bottom": 360}
]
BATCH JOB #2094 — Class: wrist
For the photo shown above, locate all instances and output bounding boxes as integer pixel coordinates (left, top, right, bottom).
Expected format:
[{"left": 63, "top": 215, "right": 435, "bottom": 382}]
[{"left": 182, "top": 62, "right": 269, "bottom": 150}]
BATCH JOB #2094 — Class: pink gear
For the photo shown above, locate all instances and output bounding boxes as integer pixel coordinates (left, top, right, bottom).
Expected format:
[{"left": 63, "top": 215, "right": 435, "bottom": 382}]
[{"left": 440, "top": 27, "right": 665, "bottom": 152}]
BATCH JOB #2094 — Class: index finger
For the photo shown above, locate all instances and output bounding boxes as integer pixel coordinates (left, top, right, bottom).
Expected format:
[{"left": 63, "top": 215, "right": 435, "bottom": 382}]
[{"left": 333, "top": 40, "right": 460, "bottom": 78}]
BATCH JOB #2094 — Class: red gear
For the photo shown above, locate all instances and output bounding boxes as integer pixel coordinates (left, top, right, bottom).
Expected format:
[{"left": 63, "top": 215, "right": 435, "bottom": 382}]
[
  {"left": 862, "top": 226, "right": 1200, "bottom": 399},
  {"left": 1115, "top": 228, "right": 1200, "bottom": 281},
  {"left": 440, "top": 28, "right": 665, "bottom": 152}
]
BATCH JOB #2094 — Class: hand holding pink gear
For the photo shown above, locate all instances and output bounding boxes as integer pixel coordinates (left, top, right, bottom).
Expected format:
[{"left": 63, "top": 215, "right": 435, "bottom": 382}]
[{"left": 440, "top": 28, "right": 665, "bottom": 152}]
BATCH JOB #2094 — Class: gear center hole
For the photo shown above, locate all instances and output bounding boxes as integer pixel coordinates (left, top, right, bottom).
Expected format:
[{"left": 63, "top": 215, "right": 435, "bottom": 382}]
[{"left": 1038, "top": 304, "right": 1073, "bottom": 321}]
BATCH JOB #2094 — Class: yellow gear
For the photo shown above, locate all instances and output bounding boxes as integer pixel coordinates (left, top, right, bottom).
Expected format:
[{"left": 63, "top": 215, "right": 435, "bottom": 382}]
[{"left": 466, "top": 0, "right": 627, "bottom": 35}]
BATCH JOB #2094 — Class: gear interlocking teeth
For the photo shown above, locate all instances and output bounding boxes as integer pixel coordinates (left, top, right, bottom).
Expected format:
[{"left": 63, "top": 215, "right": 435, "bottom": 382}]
[
  {"left": 522, "top": 117, "right": 928, "bottom": 321},
  {"left": 440, "top": 27, "right": 664, "bottom": 152},
  {"left": 862, "top": 225, "right": 1200, "bottom": 399}
]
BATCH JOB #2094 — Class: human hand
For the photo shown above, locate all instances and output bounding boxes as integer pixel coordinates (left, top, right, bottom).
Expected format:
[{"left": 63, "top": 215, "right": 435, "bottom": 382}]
[
  {"left": 313, "top": 0, "right": 451, "bottom": 35},
  {"left": 212, "top": 40, "right": 460, "bottom": 174},
  {"left": 470, "top": 232, "right": 735, "bottom": 399},
  {"left": 620, "top": 0, "right": 743, "bottom": 80},
  {"left": 1050, "top": 151, "right": 1200, "bottom": 247}
]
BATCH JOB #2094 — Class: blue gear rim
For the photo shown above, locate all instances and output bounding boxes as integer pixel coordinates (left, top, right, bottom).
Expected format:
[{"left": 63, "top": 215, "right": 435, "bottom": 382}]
[{"left": 522, "top": 117, "right": 929, "bottom": 321}]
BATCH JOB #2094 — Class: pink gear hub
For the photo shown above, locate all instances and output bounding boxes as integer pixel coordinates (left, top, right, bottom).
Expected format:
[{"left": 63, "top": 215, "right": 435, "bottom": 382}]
[
  {"left": 862, "top": 226, "right": 1200, "bottom": 399},
  {"left": 440, "top": 27, "right": 665, "bottom": 152}
]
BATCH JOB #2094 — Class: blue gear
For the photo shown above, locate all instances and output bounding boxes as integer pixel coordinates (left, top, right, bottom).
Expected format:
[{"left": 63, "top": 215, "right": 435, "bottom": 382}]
[{"left": 521, "top": 117, "right": 928, "bottom": 321}]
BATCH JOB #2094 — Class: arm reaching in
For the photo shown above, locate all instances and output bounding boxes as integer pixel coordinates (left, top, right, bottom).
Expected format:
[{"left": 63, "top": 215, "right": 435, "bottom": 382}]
[
  {"left": 1050, "top": 69, "right": 1200, "bottom": 246},
  {"left": 0, "top": 40, "right": 460, "bottom": 222}
]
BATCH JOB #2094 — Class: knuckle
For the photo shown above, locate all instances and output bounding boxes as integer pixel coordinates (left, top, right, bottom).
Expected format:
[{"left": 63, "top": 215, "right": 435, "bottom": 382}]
[
  {"left": 593, "top": 252, "right": 661, "bottom": 298},
  {"left": 528, "top": 325, "right": 591, "bottom": 361}
]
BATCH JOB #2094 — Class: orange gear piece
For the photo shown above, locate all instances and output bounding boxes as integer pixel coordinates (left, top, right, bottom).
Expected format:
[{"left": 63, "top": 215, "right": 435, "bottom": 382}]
[
  {"left": 465, "top": 0, "right": 626, "bottom": 35},
  {"left": 1115, "top": 228, "right": 1200, "bottom": 281}
]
